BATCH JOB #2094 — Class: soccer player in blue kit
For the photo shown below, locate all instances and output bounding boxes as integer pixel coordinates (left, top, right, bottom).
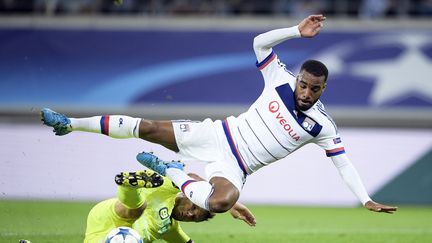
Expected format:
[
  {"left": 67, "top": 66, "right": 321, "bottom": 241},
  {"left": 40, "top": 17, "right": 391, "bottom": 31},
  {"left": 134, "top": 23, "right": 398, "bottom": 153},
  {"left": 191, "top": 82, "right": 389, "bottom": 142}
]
[{"left": 41, "top": 15, "right": 397, "bottom": 215}]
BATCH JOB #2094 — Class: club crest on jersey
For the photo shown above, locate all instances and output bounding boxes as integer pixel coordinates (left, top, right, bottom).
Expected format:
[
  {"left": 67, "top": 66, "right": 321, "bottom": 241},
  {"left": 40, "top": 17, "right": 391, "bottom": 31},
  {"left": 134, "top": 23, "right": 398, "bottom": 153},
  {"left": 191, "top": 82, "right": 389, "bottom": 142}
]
[
  {"left": 302, "top": 117, "right": 316, "bottom": 132},
  {"left": 159, "top": 207, "right": 169, "bottom": 220},
  {"left": 179, "top": 124, "right": 190, "bottom": 132},
  {"left": 269, "top": 101, "right": 300, "bottom": 141}
]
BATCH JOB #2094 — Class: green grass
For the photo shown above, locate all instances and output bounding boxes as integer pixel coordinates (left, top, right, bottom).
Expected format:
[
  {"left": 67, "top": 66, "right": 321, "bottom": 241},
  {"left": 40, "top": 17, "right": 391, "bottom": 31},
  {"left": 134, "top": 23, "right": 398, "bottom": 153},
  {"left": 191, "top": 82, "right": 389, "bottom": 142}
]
[{"left": 1, "top": 200, "right": 431, "bottom": 243}]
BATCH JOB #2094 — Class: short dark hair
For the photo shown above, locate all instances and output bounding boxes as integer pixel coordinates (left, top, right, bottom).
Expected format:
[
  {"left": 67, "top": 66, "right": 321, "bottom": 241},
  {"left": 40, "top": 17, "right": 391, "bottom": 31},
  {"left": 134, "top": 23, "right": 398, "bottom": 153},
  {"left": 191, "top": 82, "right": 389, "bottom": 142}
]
[{"left": 300, "top": 59, "right": 329, "bottom": 82}]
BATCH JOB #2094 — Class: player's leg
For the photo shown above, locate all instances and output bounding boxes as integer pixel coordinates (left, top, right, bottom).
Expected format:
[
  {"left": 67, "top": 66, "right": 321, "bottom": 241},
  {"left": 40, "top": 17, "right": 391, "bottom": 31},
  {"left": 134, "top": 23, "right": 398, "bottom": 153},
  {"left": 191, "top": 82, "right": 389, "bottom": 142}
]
[
  {"left": 136, "top": 118, "right": 243, "bottom": 213},
  {"left": 84, "top": 198, "right": 135, "bottom": 243},
  {"left": 207, "top": 177, "right": 240, "bottom": 212},
  {"left": 137, "top": 152, "right": 239, "bottom": 213},
  {"left": 115, "top": 186, "right": 146, "bottom": 220},
  {"left": 41, "top": 108, "right": 141, "bottom": 138},
  {"left": 115, "top": 170, "right": 164, "bottom": 188},
  {"left": 40, "top": 108, "right": 179, "bottom": 151},
  {"left": 167, "top": 169, "right": 239, "bottom": 213},
  {"left": 138, "top": 120, "right": 179, "bottom": 152},
  {"left": 114, "top": 170, "right": 164, "bottom": 218},
  {"left": 85, "top": 169, "right": 163, "bottom": 242}
]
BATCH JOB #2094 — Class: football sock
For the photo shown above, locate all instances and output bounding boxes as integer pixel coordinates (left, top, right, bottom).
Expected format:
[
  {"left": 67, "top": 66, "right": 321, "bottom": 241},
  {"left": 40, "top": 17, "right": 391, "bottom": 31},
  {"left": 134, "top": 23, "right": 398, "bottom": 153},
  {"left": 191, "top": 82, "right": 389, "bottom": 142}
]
[
  {"left": 70, "top": 115, "right": 141, "bottom": 138},
  {"left": 117, "top": 185, "right": 145, "bottom": 209},
  {"left": 166, "top": 168, "right": 214, "bottom": 211}
]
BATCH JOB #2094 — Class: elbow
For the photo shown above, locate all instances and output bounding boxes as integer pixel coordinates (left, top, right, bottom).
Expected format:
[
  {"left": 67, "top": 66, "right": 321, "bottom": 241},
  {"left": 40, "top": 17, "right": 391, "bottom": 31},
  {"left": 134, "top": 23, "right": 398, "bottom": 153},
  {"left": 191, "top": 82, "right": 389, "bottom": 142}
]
[{"left": 253, "top": 34, "right": 265, "bottom": 50}]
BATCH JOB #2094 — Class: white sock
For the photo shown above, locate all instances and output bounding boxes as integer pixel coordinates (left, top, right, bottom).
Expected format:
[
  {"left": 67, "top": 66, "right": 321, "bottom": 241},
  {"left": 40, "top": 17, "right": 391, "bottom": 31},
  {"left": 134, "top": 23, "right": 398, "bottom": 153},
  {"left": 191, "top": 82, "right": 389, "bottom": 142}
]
[
  {"left": 166, "top": 168, "right": 214, "bottom": 210},
  {"left": 70, "top": 115, "right": 141, "bottom": 138}
]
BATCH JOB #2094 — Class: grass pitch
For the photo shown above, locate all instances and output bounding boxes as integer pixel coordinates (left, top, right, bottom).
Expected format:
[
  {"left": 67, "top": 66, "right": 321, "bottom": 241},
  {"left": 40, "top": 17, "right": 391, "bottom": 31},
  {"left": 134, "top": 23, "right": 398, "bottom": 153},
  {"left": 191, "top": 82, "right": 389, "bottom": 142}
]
[{"left": 0, "top": 200, "right": 431, "bottom": 243}]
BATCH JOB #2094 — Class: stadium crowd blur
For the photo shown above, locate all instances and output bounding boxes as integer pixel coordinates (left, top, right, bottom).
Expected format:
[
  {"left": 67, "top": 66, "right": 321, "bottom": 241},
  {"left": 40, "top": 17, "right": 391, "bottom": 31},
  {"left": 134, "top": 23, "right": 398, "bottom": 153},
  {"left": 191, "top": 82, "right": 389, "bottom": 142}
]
[{"left": 1, "top": 0, "right": 431, "bottom": 18}]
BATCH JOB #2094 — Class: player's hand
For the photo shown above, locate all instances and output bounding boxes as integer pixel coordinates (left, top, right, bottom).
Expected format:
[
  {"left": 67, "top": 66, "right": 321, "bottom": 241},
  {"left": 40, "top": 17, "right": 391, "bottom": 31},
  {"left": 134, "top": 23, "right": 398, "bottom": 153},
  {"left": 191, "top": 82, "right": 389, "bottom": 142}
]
[
  {"left": 230, "top": 202, "right": 256, "bottom": 226},
  {"left": 298, "top": 14, "right": 326, "bottom": 38},
  {"left": 364, "top": 200, "right": 398, "bottom": 214}
]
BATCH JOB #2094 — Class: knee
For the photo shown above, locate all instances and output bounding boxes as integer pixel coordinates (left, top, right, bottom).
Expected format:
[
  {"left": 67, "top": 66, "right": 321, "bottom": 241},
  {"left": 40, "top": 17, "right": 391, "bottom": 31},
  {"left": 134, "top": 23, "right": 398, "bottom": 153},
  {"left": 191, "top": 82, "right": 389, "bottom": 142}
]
[
  {"left": 114, "top": 201, "right": 146, "bottom": 220},
  {"left": 207, "top": 177, "right": 239, "bottom": 213},
  {"left": 208, "top": 195, "right": 237, "bottom": 213}
]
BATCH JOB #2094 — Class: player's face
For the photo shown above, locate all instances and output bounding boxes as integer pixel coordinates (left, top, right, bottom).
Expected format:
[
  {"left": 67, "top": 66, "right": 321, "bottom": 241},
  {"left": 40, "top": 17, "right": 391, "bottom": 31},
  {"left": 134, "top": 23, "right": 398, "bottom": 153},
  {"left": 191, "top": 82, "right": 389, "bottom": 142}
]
[
  {"left": 172, "top": 197, "right": 210, "bottom": 222},
  {"left": 294, "top": 70, "right": 326, "bottom": 111}
]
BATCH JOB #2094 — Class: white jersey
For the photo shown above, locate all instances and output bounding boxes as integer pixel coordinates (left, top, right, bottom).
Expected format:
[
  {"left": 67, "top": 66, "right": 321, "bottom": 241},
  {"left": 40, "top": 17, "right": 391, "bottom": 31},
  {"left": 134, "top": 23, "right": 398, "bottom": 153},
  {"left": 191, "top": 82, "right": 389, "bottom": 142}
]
[
  {"left": 174, "top": 25, "right": 371, "bottom": 205},
  {"left": 222, "top": 27, "right": 345, "bottom": 175}
]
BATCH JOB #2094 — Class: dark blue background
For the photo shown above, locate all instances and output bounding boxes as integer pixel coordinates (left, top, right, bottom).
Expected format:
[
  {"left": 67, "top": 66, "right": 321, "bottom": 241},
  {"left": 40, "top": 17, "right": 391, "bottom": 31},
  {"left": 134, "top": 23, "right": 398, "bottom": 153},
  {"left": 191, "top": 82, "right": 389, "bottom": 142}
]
[{"left": 1, "top": 28, "right": 431, "bottom": 109}]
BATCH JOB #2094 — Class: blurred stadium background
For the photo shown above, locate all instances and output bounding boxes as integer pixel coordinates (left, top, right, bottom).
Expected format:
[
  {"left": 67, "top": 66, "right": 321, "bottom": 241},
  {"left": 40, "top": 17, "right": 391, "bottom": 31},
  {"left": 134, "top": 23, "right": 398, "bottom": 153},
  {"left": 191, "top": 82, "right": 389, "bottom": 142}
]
[{"left": 1, "top": 0, "right": 431, "bottom": 242}]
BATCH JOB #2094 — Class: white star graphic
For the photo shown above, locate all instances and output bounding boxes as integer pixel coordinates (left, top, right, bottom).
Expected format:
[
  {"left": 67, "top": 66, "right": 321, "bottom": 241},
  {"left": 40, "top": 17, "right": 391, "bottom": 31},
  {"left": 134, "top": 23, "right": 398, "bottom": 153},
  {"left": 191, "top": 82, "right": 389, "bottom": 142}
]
[{"left": 350, "top": 34, "right": 432, "bottom": 106}]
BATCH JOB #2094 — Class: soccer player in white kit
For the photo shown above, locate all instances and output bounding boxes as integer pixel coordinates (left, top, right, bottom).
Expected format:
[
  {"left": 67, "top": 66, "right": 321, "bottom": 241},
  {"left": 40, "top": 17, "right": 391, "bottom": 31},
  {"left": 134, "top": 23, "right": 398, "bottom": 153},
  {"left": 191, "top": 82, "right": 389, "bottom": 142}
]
[{"left": 41, "top": 15, "right": 397, "bottom": 214}]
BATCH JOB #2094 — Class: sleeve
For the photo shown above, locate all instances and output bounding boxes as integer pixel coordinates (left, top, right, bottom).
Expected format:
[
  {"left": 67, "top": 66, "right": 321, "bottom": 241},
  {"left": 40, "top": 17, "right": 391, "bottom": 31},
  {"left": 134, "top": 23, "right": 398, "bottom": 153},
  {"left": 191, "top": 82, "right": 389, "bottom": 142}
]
[
  {"left": 253, "top": 25, "right": 301, "bottom": 62},
  {"left": 253, "top": 26, "right": 300, "bottom": 87},
  {"left": 331, "top": 154, "right": 372, "bottom": 205},
  {"left": 315, "top": 131, "right": 346, "bottom": 157},
  {"left": 313, "top": 107, "right": 346, "bottom": 157},
  {"left": 161, "top": 220, "right": 191, "bottom": 243}
]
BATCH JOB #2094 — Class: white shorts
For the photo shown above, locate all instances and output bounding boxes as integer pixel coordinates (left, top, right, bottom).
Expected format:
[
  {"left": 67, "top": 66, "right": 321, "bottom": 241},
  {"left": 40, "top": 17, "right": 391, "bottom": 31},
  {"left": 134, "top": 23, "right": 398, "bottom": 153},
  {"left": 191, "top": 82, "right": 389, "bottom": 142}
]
[{"left": 172, "top": 118, "right": 246, "bottom": 191}]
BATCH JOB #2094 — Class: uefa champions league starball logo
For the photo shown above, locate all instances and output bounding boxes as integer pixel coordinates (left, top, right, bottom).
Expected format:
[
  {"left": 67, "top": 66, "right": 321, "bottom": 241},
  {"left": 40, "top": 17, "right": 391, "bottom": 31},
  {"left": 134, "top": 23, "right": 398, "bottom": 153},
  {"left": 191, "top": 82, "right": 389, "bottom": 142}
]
[{"left": 310, "top": 33, "right": 432, "bottom": 107}]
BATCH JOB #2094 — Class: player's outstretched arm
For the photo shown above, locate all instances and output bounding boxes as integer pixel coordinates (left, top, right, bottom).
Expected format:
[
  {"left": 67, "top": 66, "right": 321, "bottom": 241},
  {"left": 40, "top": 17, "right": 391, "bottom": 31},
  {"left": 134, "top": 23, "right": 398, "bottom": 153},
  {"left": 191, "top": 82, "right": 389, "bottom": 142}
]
[
  {"left": 331, "top": 154, "right": 398, "bottom": 214},
  {"left": 364, "top": 200, "right": 398, "bottom": 214},
  {"left": 253, "top": 14, "right": 325, "bottom": 62},
  {"left": 298, "top": 14, "right": 326, "bottom": 38}
]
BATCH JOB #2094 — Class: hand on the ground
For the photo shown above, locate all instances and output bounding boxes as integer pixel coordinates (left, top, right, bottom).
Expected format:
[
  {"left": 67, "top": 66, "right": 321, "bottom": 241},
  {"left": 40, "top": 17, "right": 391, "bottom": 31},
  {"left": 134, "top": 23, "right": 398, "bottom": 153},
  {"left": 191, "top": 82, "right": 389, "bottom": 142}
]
[{"left": 364, "top": 200, "right": 398, "bottom": 214}]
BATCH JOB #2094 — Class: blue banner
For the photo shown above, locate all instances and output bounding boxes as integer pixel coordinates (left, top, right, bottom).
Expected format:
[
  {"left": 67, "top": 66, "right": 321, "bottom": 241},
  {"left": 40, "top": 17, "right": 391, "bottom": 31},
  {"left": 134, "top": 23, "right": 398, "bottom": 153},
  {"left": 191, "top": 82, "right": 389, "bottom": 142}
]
[{"left": 1, "top": 28, "right": 431, "bottom": 109}]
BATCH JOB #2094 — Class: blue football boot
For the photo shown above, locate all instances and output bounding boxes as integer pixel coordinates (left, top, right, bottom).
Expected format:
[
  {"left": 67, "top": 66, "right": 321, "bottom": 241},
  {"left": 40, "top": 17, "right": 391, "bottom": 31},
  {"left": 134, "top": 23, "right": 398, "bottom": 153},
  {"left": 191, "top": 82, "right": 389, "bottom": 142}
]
[
  {"left": 40, "top": 108, "right": 71, "bottom": 136},
  {"left": 136, "top": 152, "right": 184, "bottom": 176}
]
